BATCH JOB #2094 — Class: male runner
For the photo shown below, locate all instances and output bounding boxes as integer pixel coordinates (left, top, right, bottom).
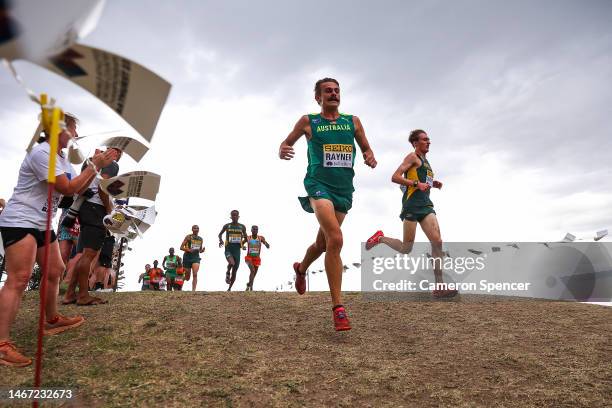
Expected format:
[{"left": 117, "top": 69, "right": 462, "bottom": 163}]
[
  {"left": 149, "top": 260, "right": 163, "bottom": 291},
  {"left": 218, "top": 210, "right": 247, "bottom": 291},
  {"left": 244, "top": 226, "right": 270, "bottom": 291},
  {"left": 162, "top": 248, "right": 181, "bottom": 291},
  {"left": 174, "top": 266, "right": 186, "bottom": 291},
  {"left": 139, "top": 264, "right": 151, "bottom": 290},
  {"left": 180, "top": 225, "right": 205, "bottom": 291},
  {"left": 365, "top": 129, "right": 457, "bottom": 298},
  {"left": 279, "top": 77, "right": 377, "bottom": 331}
]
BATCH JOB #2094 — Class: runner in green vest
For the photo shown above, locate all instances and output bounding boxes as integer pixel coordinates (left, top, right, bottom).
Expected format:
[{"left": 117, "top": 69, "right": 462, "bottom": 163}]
[
  {"left": 365, "top": 129, "right": 457, "bottom": 299},
  {"left": 162, "top": 248, "right": 181, "bottom": 291},
  {"left": 279, "top": 77, "right": 377, "bottom": 331},
  {"left": 139, "top": 264, "right": 151, "bottom": 291},
  {"left": 217, "top": 210, "right": 247, "bottom": 291},
  {"left": 180, "top": 225, "right": 205, "bottom": 291}
]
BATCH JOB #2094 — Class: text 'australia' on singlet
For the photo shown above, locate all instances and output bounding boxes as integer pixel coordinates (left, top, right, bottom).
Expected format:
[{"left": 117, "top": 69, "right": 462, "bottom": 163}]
[
  {"left": 403, "top": 154, "right": 434, "bottom": 208},
  {"left": 306, "top": 113, "right": 356, "bottom": 193}
]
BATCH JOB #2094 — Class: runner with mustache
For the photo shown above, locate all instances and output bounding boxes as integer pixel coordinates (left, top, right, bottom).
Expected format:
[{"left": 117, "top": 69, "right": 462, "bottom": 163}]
[{"left": 279, "top": 77, "right": 377, "bottom": 331}]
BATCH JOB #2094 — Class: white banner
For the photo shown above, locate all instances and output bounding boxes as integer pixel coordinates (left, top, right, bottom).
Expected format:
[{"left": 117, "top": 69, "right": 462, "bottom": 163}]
[
  {"left": 99, "top": 171, "right": 160, "bottom": 201},
  {"left": 0, "top": 0, "right": 105, "bottom": 62},
  {"left": 101, "top": 136, "right": 149, "bottom": 162},
  {"left": 42, "top": 44, "right": 170, "bottom": 142}
]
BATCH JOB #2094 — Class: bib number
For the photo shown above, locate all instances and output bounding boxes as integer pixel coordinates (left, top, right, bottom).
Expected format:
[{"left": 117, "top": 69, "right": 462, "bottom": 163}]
[
  {"left": 323, "top": 144, "right": 353, "bottom": 168},
  {"left": 426, "top": 170, "right": 434, "bottom": 187}
]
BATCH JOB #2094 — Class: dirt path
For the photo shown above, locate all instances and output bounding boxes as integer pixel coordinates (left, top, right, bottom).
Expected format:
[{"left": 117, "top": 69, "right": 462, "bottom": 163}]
[{"left": 5, "top": 292, "right": 611, "bottom": 407}]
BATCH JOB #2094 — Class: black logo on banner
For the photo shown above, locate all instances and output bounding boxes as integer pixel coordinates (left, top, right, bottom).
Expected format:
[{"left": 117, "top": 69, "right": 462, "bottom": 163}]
[{"left": 49, "top": 48, "right": 87, "bottom": 77}]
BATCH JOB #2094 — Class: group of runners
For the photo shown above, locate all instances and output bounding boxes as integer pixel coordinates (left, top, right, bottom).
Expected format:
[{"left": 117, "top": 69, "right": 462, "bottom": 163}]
[
  {"left": 138, "top": 216, "right": 270, "bottom": 292},
  {"left": 1, "top": 76, "right": 454, "bottom": 368}
]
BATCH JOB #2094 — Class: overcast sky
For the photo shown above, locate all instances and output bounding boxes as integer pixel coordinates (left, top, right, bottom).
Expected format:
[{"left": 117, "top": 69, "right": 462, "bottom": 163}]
[{"left": 1, "top": 0, "right": 611, "bottom": 292}]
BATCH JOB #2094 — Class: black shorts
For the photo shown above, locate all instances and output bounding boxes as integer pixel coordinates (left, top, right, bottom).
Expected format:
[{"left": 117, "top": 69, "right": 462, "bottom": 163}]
[
  {"left": 77, "top": 201, "right": 108, "bottom": 252},
  {"left": 98, "top": 236, "right": 116, "bottom": 267},
  {"left": 77, "top": 225, "right": 107, "bottom": 252},
  {"left": 0, "top": 226, "right": 57, "bottom": 249}
]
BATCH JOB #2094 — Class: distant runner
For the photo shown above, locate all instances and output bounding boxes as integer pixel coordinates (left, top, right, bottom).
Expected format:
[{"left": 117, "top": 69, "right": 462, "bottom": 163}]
[
  {"left": 139, "top": 264, "right": 151, "bottom": 290},
  {"left": 218, "top": 210, "right": 247, "bottom": 291},
  {"left": 279, "top": 77, "right": 377, "bottom": 331},
  {"left": 180, "top": 225, "right": 205, "bottom": 291},
  {"left": 244, "top": 225, "right": 270, "bottom": 291},
  {"left": 162, "top": 248, "right": 181, "bottom": 291},
  {"left": 175, "top": 266, "right": 186, "bottom": 291},
  {"left": 149, "top": 260, "right": 163, "bottom": 291},
  {"left": 365, "top": 129, "right": 457, "bottom": 298}
]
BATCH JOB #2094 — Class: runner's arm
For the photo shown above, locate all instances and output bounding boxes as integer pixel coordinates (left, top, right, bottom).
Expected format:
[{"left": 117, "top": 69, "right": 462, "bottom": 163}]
[
  {"left": 392, "top": 153, "right": 429, "bottom": 190},
  {"left": 180, "top": 235, "right": 190, "bottom": 252},
  {"left": 162, "top": 256, "right": 167, "bottom": 270},
  {"left": 353, "top": 116, "right": 377, "bottom": 168},
  {"left": 218, "top": 225, "right": 226, "bottom": 247},
  {"left": 279, "top": 115, "right": 310, "bottom": 160},
  {"left": 262, "top": 236, "right": 270, "bottom": 249},
  {"left": 138, "top": 273, "right": 143, "bottom": 283},
  {"left": 241, "top": 226, "right": 248, "bottom": 250}
]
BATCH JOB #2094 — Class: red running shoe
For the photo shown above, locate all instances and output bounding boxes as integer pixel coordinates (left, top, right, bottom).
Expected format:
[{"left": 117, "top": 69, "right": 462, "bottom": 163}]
[
  {"left": 333, "top": 306, "right": 351, "bottom": 331},
  {"left": 366, "top": 230, "right": 384, "bottom": 250},
  {"left": 293, "top": 262, "right": 306, "bottom": 295}
]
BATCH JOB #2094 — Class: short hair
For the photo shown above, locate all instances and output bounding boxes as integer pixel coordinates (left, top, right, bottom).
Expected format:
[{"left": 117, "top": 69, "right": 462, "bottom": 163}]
[
  {"left": 252, "top": 225, "right": 258, "bottom": 229},
  {"left": 314, "top": 77, "right": 339, "bottom": 97},
  {"left": 192, "top": 224, "right": 199, "bottom": 229},
  {"left": 231, "top": 210, "right": 239, "bottom": 216},
  {"left": 409, "top": 129, "right": 426, "bottom": 147}
]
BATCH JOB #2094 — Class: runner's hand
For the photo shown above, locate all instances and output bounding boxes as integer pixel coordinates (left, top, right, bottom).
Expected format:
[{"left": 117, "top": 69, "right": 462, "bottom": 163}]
[
  {"left": 433, "top": 180, "right": 443, "bottom": 189},
  {"left": 417, "top": 182, "right": 431, "bottom": 192},
  {"left": 218, "top": 241, "right": 223, "bottom": 248},
  {"left": 363, "top": 151, "right": 377, "bottom": 168},
  {"left": 279, "top": 144, "right": 295, "bottom": 160}
]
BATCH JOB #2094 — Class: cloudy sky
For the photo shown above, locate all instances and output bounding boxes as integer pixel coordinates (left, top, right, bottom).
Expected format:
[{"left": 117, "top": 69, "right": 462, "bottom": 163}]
[{"left": 1, "top": 0, "right": 611, "bottom": 292}]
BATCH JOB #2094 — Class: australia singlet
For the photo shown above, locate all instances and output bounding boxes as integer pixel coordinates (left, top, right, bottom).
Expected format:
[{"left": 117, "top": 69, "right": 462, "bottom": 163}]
[
  {"left": 402, "top": 154, "right": 434, "bottom": 209},
  {"left": 305, "top": 113, "right": 356, "bottom": 193}
]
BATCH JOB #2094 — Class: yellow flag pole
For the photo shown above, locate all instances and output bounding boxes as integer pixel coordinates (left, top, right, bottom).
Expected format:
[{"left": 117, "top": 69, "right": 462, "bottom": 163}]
[{"left": 34, "top": 95, "right": 63, "bottom": 406}]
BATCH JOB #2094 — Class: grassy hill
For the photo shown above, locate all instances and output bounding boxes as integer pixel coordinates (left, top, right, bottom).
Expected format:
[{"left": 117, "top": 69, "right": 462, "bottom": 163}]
[{"left": 5, "top": 291, "right": 611, "bottom": 407}]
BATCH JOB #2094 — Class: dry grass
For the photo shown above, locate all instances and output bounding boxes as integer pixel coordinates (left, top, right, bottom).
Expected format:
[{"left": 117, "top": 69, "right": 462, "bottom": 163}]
[{"left": 4, "top": 291, "right": 611, "bottom": 407}]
